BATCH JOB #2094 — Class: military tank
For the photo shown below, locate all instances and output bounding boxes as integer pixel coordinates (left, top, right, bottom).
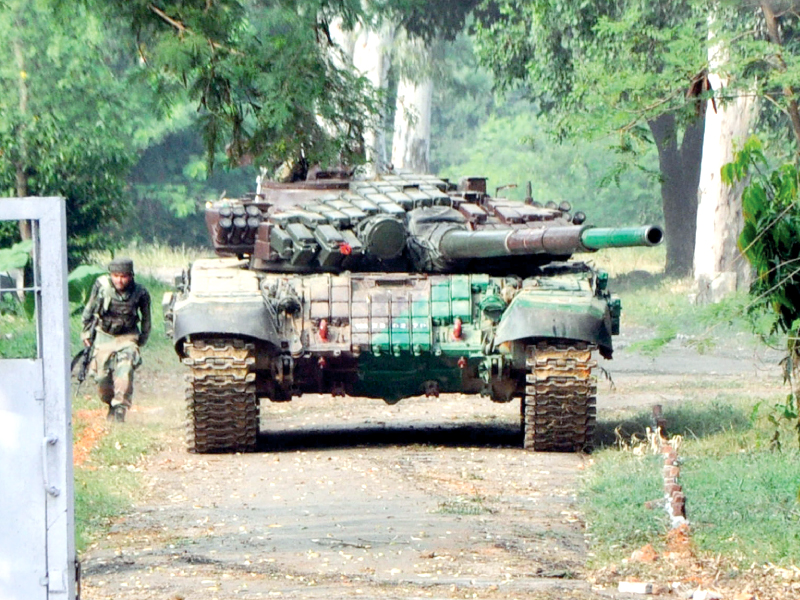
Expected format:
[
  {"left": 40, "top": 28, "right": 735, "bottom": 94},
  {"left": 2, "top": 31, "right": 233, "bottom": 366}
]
[{"left": 163, "top": 170, "right": 662, "bottom": 453}]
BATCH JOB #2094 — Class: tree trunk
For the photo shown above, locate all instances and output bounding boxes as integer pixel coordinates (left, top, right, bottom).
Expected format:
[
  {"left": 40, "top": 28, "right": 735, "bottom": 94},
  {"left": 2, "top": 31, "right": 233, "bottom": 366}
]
[
  {"left": 391, "top": 41, "right": 433, "bottom": 174},
  {"left": 649, "top": 112, "right": 705, "bottom": 277},
  {"left": 693, "top": 90, "right": 757, "bottom": 302},
  {"left": 327, "top": 16, "right": 356, "bottom": 69},
  {"left": 352, "top": 23, "right": 394, "bottom": 175},
  {"left": 693, "top": 12, "right": 758, "bottom": 303}
]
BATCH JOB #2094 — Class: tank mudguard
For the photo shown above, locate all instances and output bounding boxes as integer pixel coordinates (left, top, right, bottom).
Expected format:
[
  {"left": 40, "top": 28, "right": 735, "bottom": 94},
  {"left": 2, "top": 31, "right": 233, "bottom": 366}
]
[
  {"left": 172, "top": 298, "right": 281, "bottom": 356},
  {"left": 494, "top": 292, "right": 613, "bottom": 354}
]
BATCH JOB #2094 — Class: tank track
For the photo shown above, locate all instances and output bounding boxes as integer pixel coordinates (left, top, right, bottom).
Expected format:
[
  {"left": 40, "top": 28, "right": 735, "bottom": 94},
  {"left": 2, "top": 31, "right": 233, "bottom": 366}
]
[
  {"left": 182, "top": 338, "right": 259, "bottom": 453},
  {"left": 522, "top": 341, "right": 597, "bottom": 452}
]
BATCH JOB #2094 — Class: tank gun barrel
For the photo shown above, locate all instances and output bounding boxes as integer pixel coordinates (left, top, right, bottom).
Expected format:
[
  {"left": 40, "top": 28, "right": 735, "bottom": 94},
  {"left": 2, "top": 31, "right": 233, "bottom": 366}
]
[
  {"left": 438, "top": 225, "right": 663, "bottom": 260},
  {"left": 580, "top": 226, "right": 663, "bottom": 250}
]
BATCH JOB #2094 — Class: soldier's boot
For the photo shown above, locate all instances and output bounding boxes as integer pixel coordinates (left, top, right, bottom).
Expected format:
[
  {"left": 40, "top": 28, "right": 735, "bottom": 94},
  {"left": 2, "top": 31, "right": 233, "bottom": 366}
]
[{"left": 111, "top": 369, "right": 134, "bottom": 424}]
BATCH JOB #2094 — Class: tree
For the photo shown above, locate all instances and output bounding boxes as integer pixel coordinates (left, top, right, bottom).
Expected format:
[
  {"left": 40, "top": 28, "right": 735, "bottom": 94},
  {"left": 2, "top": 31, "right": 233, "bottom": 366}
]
[
  {"left": 472, "top": 1, "right": 709, "bottom": 276},
  {"left": 352, "top": 22, "right": 395, "bottom": 173},
  {"left": 0, "top": 0, "right": 138, "bottom": 265},
  {"left": 694, "top": 8, "right": 759, "bottom": 302},
  {"left": 79, "top": 0, "right": 383, "bottom": 174}
]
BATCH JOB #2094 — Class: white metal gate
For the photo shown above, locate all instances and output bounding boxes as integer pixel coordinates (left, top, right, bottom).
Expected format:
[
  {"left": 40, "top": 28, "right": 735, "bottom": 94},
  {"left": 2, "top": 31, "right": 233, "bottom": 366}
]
[{"left": 0, "top": 198, "right": 75, "bottom": 599}]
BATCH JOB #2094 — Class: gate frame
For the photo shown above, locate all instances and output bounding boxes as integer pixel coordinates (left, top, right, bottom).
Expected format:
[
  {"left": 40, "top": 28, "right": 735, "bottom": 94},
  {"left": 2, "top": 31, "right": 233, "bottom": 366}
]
[{"left": 0, "top": 197, "right": 75, "bottom": 599}]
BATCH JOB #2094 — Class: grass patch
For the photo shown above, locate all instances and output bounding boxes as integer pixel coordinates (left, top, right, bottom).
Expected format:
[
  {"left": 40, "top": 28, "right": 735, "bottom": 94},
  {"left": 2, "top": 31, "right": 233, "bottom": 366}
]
[
  {"left": 682, "top": 449, "right": 800, "bottom": 564},
  {"left": 89, "top": 241, "right": 210, "bottom": 271},
  {"left": 604, "top": 272, "right": 781, "bottom": 358},
  {"left": 435, "top": 494, "right": 495, "bottom": 515},
  {"left": 595, "top": 399, "right": 756, "bottom": 450},
  {"left": 73, "top": 422, "right": 161, "bottom": 551},
  {"left": 584, "top": 397, "right": 800, "bottom": 568},
  {"left": 0, "top": 291, "right": 38, "bottom": 358},
  {"left": 591, "top": 245, "right": 666, "bottom": 277},
  {"left": 583, "top": 452, "right": 668, "bottom": 562}
]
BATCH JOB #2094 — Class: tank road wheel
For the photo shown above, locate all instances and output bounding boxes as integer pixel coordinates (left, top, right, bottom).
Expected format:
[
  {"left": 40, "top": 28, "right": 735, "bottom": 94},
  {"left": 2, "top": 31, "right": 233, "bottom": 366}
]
[
  {"left": 182, "top": 338, "right": 258, "bottom": 453},
  {"left": 522, "top": 341, "right": 597, "bottom": 452}
]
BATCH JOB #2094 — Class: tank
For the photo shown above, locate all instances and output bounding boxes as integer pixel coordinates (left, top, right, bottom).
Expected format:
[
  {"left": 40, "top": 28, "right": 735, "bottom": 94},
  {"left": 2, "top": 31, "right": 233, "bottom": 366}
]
[{"left": 163, "top": 171, "right": 663, "bottom": 453}]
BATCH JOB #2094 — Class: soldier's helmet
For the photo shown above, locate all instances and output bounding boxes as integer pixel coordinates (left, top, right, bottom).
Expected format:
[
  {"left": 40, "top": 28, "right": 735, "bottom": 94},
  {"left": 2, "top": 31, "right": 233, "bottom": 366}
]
[{"left": 108, "top": 257, "right": 134, "bottom": 275}]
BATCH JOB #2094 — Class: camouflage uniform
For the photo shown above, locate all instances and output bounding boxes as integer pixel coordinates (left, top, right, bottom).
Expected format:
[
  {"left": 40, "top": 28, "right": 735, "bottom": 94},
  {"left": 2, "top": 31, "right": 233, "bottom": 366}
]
[{"left": 81, "top": 259, "right": 151, "bottom": 421}]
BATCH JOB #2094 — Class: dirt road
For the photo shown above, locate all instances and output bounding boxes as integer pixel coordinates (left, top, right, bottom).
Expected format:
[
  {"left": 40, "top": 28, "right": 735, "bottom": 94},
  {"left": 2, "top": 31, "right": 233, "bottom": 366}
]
[{"left": 78, "top": 329, "right": 783, "bottom": 600}]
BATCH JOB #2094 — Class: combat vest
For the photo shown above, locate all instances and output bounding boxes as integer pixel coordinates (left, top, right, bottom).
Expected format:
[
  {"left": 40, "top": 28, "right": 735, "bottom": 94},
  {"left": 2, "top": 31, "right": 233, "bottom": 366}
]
[{"left": 96, "top": 275, "right": 147, "bottom": 336}]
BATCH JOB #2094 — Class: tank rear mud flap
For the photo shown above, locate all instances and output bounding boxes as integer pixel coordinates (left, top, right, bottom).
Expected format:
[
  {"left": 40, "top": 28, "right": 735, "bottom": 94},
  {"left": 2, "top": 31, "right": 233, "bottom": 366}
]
[
  {"left": 522, "top": 341, "right": 597, "bottom": 452},
  {"left": 183, "top": 338, "right": 259, "bottom": 453}
]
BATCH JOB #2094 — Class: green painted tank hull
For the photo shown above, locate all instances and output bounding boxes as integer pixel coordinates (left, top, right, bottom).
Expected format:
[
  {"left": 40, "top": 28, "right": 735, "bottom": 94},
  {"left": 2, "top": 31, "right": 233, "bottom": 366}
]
[{"left": 168, "top": 259, "right": 616, "bottom": 404}]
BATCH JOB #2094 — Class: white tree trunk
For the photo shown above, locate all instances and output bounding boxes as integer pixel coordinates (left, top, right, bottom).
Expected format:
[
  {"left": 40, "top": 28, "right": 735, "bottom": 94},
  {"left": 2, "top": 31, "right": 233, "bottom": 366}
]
[
  {"left": 328, "top": 16, "right": 357, "bottom": 68},
  {"left": 391, "top": 42, "right": 433, "bottom": 174},
  {"left": 311, "top": 16, "right": 359, "bottom": 153},
  {"left": 694, "top": 23, "right": 758, "bottom": 303},
  {"left": 352, "top": 24, "right": 395, "bottom": 174}
]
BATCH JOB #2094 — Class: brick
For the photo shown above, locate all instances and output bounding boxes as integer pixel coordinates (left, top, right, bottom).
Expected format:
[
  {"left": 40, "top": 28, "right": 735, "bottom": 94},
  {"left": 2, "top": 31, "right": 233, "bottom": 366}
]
[
  {"left": 663, "top": 465, "right": 680, "bottom": 478},
  {"left": 618, "top": 581, "right": 654, "bottom": 594}
]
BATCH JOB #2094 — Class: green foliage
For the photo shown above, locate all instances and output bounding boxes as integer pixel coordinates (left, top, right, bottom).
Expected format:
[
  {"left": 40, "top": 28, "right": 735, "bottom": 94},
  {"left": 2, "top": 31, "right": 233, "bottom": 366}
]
[
  {"left": 126, "top": 118, "right": 255, "bottom": 246},
  {"left": 0, "top": 239, "right": 31, "bottom": 271},
  {"left": 81, "top": 0, "right": 382, "bottom": 172},
  {"left": 67, "top": 265, "right": 106, "bottom": 306},
  {"left": 0, "top": 0, "right": 141, "bottom": 265},
  {"left": 436, "top": 110, "right": 663, "bottom": 225},
  {"left": 383, "top": 0, "right": 483, "bottom": 42},
  {"left": 472, "top": 0, "right": 708, "bottom": 141},
  {"left": 430, "top": 35, "right": 662, "bottom": 226},
  {"left": 468, "top": 1, "right": 716, "bottom": 276},
  {"left": 724, "top": 136, "right": 800, "bottom": 337}
]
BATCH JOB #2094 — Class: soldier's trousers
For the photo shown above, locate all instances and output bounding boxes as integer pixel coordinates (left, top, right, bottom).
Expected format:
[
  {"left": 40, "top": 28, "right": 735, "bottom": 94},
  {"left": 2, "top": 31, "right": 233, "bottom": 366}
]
[{"left": 90, "top": 331, "right": 142, "bottom": 410}]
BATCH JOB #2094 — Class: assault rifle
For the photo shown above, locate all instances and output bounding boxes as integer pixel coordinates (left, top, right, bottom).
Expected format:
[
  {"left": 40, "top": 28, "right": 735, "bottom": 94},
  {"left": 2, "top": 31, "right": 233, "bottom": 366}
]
[{"left": 72, "top": 314, "right": 98, "bottom": 394}]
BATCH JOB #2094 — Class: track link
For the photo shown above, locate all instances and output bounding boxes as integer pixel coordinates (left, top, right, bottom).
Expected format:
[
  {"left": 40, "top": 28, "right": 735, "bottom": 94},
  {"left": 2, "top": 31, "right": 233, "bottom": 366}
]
[
  {"left": 522, "top": 341, "right": 597, "bottom": 452},
  {"left": 182, "top": 338, "right": 258, "bottom": 453}
]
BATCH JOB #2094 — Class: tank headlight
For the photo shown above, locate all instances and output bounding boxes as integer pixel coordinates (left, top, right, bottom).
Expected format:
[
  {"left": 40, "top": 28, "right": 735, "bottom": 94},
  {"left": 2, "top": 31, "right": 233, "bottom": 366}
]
[{"left": 572, "top": 211, "right": 587, "bottom": 225}]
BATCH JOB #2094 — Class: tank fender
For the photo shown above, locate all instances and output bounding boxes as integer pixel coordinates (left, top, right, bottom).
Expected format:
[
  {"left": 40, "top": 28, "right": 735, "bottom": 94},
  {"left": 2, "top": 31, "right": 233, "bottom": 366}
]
[
  {"left": 493, "top": 292, "right": 613, "bottom": 356},
  {"left": 172, "top": 298, "right": 281, "bottom": 357}
]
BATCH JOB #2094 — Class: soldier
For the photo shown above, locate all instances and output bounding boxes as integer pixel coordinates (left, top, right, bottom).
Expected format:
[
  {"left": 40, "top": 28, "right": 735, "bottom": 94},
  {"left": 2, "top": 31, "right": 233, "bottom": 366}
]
[{"left": 81, "top": 257, "right": 151, "bottom": 423}]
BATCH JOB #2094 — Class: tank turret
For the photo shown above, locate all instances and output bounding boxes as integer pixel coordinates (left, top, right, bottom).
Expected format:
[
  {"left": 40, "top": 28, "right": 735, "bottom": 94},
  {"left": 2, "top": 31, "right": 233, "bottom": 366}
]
[{"left": 204, "top": 173, "right": 663, "bottom": 277}]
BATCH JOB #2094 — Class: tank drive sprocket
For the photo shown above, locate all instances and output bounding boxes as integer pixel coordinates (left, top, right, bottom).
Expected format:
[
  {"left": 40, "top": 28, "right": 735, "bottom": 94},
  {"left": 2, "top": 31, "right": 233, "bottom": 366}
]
[
  {"left": 522, "top": 341, "right": 597, "bottom": 452},
  {"left": 182, "top": 338, "right": 259, "bottom": 453}
]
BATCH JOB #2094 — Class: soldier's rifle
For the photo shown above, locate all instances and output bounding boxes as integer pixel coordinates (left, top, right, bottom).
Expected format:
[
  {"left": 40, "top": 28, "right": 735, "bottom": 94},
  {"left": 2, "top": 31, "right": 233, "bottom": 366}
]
[{"left": 71, "top": 314, "right": 98, "bottom": 395}]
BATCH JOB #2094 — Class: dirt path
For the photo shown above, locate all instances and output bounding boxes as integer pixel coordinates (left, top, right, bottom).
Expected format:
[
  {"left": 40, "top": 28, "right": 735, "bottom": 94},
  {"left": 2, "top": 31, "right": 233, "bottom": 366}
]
[{"left": 78, "top": 329, "right": 784, "bottom": 600}]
